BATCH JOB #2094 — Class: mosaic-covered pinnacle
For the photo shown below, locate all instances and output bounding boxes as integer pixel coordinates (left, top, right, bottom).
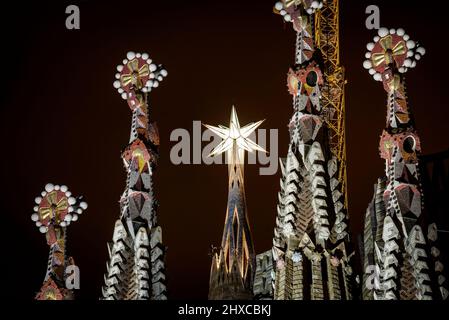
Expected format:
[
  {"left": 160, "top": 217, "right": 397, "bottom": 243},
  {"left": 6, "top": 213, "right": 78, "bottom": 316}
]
[
  {"left": 113, "top": 51, "right": 167, "bottom": 100},
  {"left": 363, "top": 27, "right": 425, "bottom": 81},
  {"left": 274, "top": 0, "right": 323, "bottom": 22},
  {"left": 31, "top": 183, "right": 87, "bottom": 233}
]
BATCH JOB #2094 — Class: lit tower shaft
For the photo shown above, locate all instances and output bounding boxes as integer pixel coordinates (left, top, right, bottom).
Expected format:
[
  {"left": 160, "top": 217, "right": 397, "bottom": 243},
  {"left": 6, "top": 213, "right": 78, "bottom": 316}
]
[
  {"left": 207, "top": 106, "right": 265, "bottom": 300},
  {"left": 271, "top": 0, "right": 355, "bottom": 300},
  {"left": 362, "top": 27, "right": 448, "bottom": 300},
  {"left": 101, "top": 51, "right": 168, "bottom": 300}
]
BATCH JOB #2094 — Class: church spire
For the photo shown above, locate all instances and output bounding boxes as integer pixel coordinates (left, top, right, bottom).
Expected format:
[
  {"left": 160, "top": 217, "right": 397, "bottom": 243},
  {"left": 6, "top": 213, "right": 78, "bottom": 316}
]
[
  {"left": 31, "top": 183, "right": 87, "bottom": 300},
  {"left": 101, "top": 51, "right": 168, "bottom": 300},
  {"left": 362, "top": 27, "right": 448, "bottom": 300},
  {"left": 271, "top": 0, "right": 355, "bottom": 300},
  {"left": 206, "top": 106, "right": 265, "bottom": 300}
]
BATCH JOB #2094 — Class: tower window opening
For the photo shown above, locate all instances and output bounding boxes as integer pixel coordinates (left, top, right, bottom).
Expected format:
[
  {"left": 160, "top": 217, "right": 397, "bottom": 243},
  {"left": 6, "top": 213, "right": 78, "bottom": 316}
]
[
  {"left": 403, "top": 136, "right": 416, "bottom": 154},
  {"left": 306, "top": 71, "right": 318, "bottom": 87}
]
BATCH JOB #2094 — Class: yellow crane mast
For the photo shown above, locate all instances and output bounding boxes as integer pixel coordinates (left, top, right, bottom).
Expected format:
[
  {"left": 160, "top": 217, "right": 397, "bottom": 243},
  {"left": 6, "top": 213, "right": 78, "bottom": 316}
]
[{"left": 315, "top": 0, "right": 348, "bottom": 209}]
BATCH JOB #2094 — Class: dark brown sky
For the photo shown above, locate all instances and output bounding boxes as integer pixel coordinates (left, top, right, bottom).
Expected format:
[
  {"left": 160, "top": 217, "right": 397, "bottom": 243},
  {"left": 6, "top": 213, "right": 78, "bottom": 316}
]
[{"left": 1, "top": 0, "right": 448, "bottom": 300}]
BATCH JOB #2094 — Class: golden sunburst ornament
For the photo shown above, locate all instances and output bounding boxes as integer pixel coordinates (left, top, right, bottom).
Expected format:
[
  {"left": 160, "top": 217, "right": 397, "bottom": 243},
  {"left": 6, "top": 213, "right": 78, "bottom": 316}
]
[
  {"left": 38, "top": 191, "right": 69, "bottom": 223},
  {"left": 113, "top": 51, "right": 167, "bottom": 99},
  {"left": 31, "top": 184, "right": 88, "bottom": 233},
  {"left": 363, "top": 27, "right": 426, "bottom": 81}
]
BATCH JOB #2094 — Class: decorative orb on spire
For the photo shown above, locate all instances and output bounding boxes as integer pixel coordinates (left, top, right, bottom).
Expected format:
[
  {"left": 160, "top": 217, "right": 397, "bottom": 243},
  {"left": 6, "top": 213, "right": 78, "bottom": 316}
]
[
  {"left": 274, "top": 0, "right": 323, "bottom": 33},
  {"left": 363, "top": 27, "right": 426, "bottom": 82},
  {"left": 274, "top": 0, "right": 323, "bottom": 20},
  {"left": 31, "top": 183, "right": 87, "bottom": 235},
  {"left": 112, "top": 51, "right": 167, "bottom": 103}
]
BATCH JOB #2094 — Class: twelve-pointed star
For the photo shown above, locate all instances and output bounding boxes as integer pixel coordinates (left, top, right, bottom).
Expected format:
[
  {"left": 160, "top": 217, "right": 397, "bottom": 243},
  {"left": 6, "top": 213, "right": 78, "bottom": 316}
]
[{"left": 203, "top": 106, "right": 267, "bottom": 157}]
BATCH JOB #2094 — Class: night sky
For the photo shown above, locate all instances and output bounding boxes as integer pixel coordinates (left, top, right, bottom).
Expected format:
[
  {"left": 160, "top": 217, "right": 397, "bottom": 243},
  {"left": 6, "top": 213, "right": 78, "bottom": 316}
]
[{"left": 1, "top": 0, "right": 448, "bottom": 300}]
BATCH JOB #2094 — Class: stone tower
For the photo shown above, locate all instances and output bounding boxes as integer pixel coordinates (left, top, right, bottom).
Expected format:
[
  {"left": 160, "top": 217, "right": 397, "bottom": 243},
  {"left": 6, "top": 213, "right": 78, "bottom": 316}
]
[
  {"left": 31, "top": 183, "right": 87, "bottom": 300},
  {"left": 207, "top": 107, "right": 266, "bottom": 300},
  {"left": 361, "top": 27, "right": 448, "bottom": 300},
  {"left": 271, "top": 0, "right": 355, "bottom": 300},
  {"left": 101, "top": 51, "right": 168, "bottom": 300}
]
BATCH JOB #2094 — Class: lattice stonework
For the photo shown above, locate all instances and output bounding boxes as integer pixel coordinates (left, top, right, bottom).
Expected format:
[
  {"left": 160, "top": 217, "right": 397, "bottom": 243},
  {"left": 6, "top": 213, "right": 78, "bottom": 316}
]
[{"left": 315, "top": 0, "right": 348, "bottom": 209}]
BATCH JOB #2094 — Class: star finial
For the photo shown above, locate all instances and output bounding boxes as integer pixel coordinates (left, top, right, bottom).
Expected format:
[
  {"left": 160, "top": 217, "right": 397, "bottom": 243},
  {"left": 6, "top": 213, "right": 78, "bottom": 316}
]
[{"left": 204, "top": 106, "right": 266, "bottom": 158}]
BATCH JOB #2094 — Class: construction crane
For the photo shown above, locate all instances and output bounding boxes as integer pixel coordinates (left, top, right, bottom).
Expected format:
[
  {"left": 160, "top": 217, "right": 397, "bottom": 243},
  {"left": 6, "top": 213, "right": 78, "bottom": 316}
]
[{"left": 315, "top": 0, "right": 348, "bottom": 210}]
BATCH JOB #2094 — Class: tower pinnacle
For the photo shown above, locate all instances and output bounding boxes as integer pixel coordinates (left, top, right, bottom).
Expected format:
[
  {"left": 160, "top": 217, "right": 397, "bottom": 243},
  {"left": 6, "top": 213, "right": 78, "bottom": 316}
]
[
  {"left": 31, "top": 183, "right": 87, "bottom": 300},
  {"left": 271, "top": 0, "right": 355, "bottom": 300},
  {"left": 102, "top": 51, "right": 168, "bottom": 300},
  {"left": 362, "top": 27, "right": 448, "bottom": 300},
  {"left": 207, "top": 107, "right": 265, "bottom": 300}
]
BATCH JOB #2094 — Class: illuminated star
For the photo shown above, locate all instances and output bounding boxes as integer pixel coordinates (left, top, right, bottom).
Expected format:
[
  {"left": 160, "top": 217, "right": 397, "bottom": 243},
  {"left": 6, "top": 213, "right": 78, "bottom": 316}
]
[{"left": 204, "top": 106, "right": 266, "bottom": 158}]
